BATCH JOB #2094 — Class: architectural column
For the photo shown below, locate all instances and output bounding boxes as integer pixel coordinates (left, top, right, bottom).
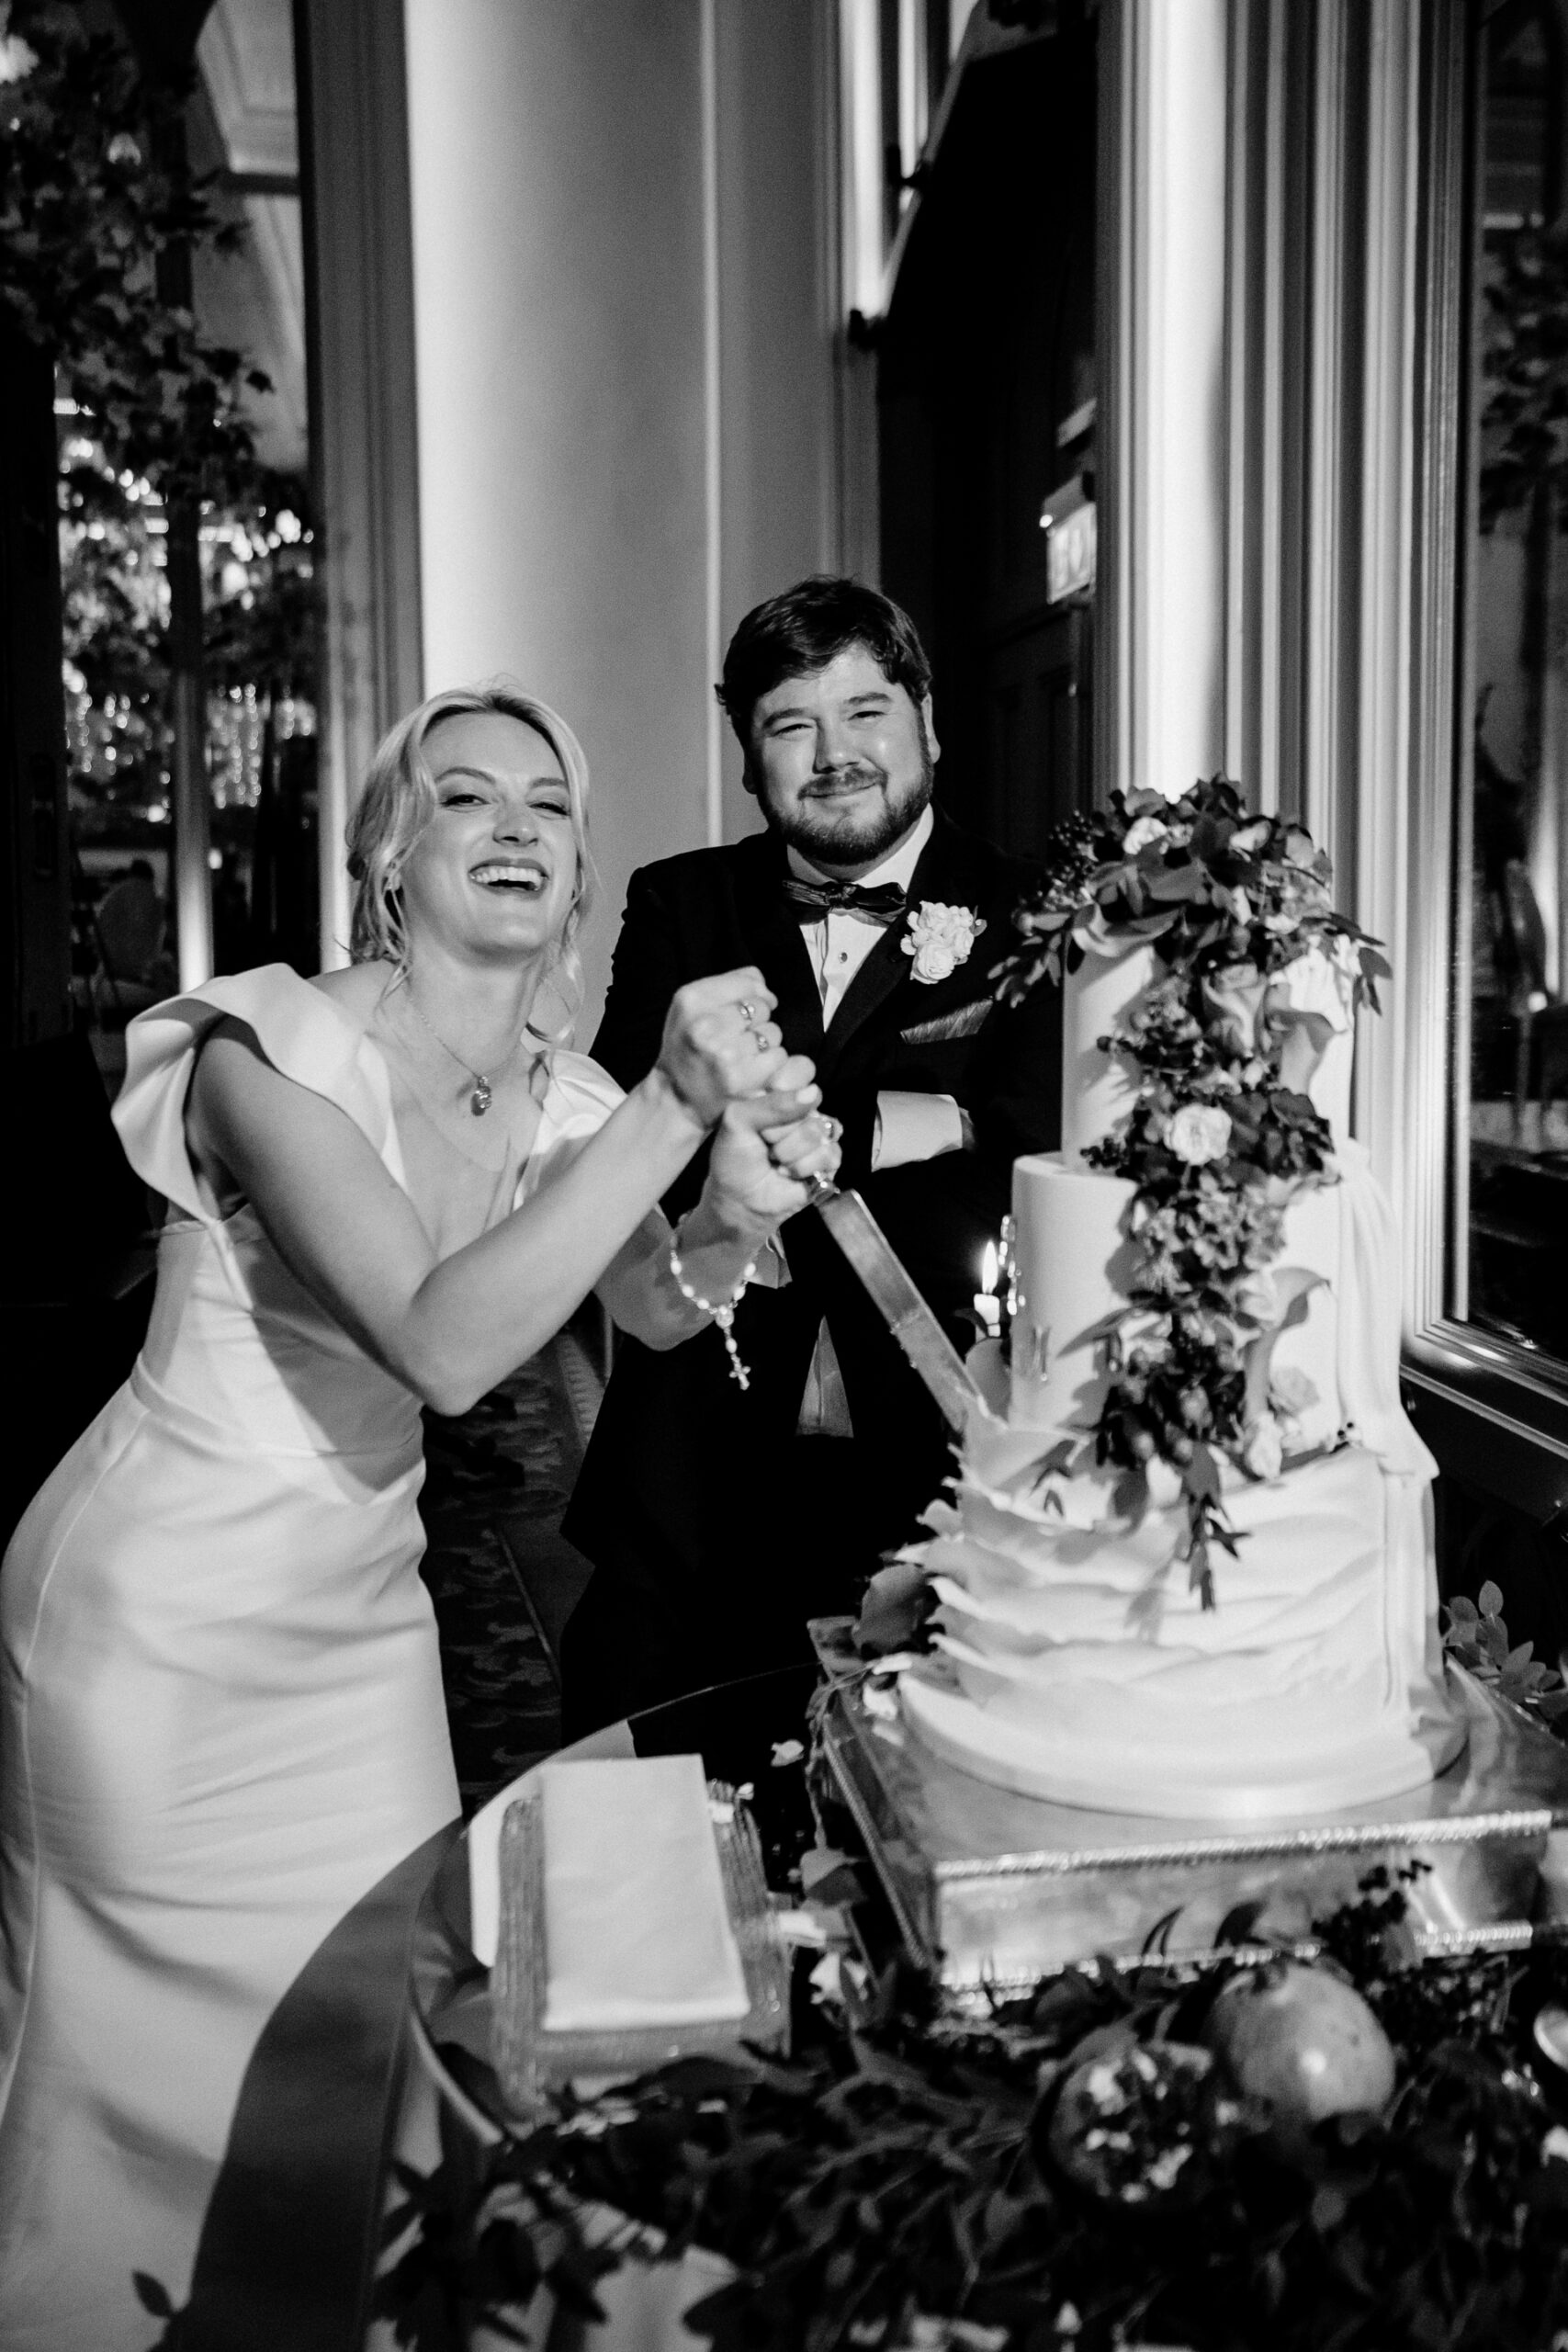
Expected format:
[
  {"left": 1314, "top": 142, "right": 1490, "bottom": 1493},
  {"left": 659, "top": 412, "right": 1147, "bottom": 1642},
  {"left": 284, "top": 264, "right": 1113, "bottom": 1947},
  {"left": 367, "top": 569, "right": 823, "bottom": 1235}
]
[
  {"left": 165, "top": 501, "right": 214, "bottom": 989},
  {"left": 402, "top": 0, "right": 842, "bottom": 1037},
  {"left": 299, "top": 0, "right": 423, "bottom": 967},
  {"left": 712, "top": 0, "right": 840, "bottom": 843},
  {"left": 1164, "top": 0, "right": 1463, "bottom": 1314},
  {"left": 1096, "top": 0, "right": 1232, "bottom": 806}
]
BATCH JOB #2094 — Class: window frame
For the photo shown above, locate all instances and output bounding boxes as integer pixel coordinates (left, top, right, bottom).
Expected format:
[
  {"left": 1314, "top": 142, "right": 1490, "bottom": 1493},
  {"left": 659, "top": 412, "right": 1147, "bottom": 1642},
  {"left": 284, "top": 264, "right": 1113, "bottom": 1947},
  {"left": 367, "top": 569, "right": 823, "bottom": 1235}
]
[{"left": 1399, "top": 0, "right": 1568, "bottom": 1516}]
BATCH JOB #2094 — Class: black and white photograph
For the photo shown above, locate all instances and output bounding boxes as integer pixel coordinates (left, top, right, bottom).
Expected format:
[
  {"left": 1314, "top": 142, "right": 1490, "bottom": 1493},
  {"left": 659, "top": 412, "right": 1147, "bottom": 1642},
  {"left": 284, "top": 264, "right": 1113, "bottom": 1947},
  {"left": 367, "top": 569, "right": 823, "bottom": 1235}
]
[{"left": 4, "top": 3, "right": 1568, "bottom": 2347}]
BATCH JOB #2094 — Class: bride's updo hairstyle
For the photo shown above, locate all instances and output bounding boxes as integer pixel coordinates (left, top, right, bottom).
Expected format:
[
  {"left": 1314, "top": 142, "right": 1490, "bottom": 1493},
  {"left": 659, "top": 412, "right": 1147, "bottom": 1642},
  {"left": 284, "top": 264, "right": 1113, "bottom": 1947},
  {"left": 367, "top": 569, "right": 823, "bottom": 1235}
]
[{"left": 345, "top": 682, "right": 597, "bottom": 1038}]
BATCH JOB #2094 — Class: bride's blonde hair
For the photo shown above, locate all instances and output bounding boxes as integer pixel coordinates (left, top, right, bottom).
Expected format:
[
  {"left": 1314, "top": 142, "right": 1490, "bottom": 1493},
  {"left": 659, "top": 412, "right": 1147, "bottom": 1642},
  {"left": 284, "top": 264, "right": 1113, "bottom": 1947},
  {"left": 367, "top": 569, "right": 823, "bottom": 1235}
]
[{"left": 345, "top": 682, "right": 597, "bottom": 1041}]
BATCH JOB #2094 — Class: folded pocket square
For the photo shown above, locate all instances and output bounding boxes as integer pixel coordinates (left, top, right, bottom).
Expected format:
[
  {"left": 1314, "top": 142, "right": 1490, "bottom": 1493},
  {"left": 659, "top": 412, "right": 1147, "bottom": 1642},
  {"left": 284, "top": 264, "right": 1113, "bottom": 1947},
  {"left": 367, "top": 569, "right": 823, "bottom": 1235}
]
[{"left": 898, "top": 1000, "right": 992, "bottom": 1046}]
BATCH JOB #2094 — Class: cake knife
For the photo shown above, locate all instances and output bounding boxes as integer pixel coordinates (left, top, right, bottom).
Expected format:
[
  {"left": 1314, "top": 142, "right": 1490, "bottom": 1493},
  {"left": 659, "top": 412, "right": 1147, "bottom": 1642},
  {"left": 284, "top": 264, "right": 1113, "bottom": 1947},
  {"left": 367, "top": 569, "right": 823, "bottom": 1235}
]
[{"left": 807, "top": 1181, "right": 985, "bottom": 1432}]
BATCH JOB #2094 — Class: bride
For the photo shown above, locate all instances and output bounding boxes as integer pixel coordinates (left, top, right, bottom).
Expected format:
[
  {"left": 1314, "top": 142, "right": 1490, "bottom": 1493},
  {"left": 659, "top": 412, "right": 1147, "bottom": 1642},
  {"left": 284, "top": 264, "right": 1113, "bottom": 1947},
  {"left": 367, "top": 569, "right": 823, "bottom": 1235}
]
[{"left": 0, "top": 682, "right": 840, "bottom": 2347}]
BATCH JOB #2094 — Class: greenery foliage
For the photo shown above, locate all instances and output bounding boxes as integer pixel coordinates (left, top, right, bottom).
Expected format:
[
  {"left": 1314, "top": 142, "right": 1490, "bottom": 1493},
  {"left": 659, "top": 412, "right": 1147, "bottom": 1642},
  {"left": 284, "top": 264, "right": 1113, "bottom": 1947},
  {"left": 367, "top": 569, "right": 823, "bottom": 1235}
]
[
  {"left": 1478, "top": 226, "right": 1568, "bottom": 535},
  {"left": 998, "top": 779, "right": 1388, "bottom": 1606},
  {"left": 60, "top": 432, "right": 316, "bottom": 813},
  {"left": 58, "top": 437, "right": 172, "bottom": 800},
  {"left": 1442, "top": 1581, "right": 1568, "bottom": 1726},
  {"left": 0, "top": 6, "right": 317, "bottom": 826},
  {"left": 0, "top": 0, "right": 271, "bottom": 510},
  {"left": 378, "top": 1871, "right": 1568, "bottom": 2352}
]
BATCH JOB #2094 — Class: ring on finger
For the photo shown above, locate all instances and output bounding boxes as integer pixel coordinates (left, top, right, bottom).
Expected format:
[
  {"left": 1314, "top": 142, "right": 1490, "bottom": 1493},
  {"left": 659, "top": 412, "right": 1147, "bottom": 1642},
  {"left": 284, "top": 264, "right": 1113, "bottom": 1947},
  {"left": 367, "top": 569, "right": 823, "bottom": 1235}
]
[{"left": 739, "top": 1000, "right": 757, "bottom": 1023}]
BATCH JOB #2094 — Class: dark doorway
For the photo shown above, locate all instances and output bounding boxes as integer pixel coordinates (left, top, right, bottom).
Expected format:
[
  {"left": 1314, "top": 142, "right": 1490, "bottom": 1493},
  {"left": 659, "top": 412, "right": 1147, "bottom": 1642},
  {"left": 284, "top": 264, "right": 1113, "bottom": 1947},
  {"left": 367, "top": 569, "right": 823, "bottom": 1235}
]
[{"left": 877, "top": 27, "right": 1098, "bottom": 859}]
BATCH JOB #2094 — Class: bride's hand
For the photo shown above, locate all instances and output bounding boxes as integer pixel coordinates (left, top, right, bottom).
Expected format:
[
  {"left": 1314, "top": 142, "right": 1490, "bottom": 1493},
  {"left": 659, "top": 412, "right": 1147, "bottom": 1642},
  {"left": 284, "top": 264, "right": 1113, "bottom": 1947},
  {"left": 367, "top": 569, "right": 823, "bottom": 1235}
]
[
  {"left": 703, "top": 1092, "right": 841, "bottom": 1235},
  {"left": 656, "top": 967, "right": 793, "bottom": 1127}
]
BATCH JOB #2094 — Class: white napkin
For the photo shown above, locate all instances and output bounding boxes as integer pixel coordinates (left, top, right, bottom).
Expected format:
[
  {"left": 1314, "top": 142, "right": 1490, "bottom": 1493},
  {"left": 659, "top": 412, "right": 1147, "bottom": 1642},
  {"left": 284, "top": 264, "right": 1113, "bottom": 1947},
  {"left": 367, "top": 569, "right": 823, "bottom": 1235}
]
[
  {"left": 540, "top": 1755, "right": 750, "bottom": 2031},
  {"left": 466, "top": 1718, "right": 637, "bottom": 1969}
]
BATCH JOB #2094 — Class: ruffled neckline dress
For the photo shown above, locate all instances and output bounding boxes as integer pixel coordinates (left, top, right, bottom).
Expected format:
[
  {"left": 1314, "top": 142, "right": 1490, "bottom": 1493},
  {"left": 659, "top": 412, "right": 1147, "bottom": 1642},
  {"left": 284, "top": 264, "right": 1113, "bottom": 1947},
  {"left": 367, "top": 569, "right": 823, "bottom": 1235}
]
[{"left": 0, "top": 966, "right": 621, "bottom": 2347}]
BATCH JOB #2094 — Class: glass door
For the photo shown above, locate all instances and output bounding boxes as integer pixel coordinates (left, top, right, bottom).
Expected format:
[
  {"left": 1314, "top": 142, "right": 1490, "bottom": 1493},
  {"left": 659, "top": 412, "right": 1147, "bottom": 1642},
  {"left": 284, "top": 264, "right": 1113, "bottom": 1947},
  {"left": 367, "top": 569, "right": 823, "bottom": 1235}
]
[{"left": 1413, "top": 0, "right": 1568, "bottom": 1657}]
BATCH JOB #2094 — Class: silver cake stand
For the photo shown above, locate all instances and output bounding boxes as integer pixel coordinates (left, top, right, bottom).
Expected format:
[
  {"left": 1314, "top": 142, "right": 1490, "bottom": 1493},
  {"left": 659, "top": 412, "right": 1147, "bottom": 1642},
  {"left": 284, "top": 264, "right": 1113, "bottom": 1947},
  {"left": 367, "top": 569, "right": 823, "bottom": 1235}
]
[{"left": 810, "top": 1620, "right": 1568, "bottom": 1995}]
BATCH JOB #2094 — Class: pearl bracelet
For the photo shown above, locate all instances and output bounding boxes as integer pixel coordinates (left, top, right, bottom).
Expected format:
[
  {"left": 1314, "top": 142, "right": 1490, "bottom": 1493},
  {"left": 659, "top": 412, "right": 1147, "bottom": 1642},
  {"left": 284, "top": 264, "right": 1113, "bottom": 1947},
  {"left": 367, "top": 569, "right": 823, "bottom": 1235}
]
[{"left": 668, "top": 1216, "right": 758, "bottom": 1390}]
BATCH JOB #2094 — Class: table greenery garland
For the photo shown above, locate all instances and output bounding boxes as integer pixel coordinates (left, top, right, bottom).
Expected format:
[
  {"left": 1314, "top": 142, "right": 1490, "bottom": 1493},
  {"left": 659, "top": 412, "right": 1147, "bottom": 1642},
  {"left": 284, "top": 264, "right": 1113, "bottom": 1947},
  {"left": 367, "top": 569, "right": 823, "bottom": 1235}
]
[
  {"left": 378, "top": 1593, "right": 1568, "bottom": 2352},
  {"left": 380, "top": 1817, "right": 1568, "bottom": 2352},
  {"left": 995, "top": 777, "right": 1390, "bottom": 1608}
]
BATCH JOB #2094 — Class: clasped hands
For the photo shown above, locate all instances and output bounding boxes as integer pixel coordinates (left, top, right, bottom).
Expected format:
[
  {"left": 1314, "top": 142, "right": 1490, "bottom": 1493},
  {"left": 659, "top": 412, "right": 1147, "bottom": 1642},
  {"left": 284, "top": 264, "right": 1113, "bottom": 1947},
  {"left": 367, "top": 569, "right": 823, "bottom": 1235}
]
[{"left": 657, "top": 967, "right": 840, "bottom": 1231}]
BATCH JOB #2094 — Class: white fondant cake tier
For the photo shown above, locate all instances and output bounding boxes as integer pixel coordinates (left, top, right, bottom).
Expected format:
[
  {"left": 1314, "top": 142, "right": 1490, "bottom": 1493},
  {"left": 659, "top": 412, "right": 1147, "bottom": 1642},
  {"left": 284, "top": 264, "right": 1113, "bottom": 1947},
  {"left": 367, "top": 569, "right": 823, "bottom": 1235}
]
[
  {"left": 1010, "top": 1149, "right": 1353, "bottom": 1453},
  {"left": 903, "top": 1442, "right": 1460, "bottom": 1819},
  {"left": 1058, "top": 936, "right": 1356, "bottom": 1167},
  {"left": 1060, "top": 940, "right": 1155, "bottom": 1163},
  {"left": 1010, "top": 1157, "right": 1137, "bottom": 1428}
]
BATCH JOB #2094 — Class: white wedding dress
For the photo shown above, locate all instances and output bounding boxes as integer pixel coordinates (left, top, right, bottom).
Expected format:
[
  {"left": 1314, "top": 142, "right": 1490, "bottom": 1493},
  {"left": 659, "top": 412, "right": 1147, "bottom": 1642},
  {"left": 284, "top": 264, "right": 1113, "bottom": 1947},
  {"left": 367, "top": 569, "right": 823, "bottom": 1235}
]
[{"left": 0, "top": 967, "right": 623, "bottom": 2349}]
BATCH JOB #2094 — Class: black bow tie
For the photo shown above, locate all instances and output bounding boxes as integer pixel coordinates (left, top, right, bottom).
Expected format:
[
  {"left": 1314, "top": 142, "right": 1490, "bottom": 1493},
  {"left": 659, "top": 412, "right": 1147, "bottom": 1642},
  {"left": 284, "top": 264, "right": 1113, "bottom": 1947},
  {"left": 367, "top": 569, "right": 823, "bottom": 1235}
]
[{"left": 783, "top": 876, "right": 908, "bottom": 923}]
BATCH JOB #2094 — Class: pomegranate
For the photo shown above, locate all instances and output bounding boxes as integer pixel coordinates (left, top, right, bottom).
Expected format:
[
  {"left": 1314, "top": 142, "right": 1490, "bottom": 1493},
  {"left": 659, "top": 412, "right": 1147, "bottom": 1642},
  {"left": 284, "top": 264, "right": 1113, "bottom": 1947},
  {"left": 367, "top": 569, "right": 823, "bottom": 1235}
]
[
  {"left": 1201, "top": 1959, "right": 1395, "bottom": 2155},
  {"left": 1045, "top": 2039, "right": 1223, "bottom": 2208}
]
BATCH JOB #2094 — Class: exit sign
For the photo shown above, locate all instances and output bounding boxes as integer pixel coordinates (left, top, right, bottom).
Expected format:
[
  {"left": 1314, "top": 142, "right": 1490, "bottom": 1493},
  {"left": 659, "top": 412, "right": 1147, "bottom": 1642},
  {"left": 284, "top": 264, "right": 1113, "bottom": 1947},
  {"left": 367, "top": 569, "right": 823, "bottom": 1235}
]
[{"left": 1042, "top": 487, "right": 1096, "bottom": 605}]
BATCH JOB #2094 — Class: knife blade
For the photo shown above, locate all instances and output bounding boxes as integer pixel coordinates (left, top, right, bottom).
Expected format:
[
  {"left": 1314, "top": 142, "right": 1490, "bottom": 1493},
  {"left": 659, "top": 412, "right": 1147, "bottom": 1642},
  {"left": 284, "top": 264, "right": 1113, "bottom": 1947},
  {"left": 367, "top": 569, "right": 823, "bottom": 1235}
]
[{"left": 810, "top": 1184, "right": 985, "bottom": 1431}]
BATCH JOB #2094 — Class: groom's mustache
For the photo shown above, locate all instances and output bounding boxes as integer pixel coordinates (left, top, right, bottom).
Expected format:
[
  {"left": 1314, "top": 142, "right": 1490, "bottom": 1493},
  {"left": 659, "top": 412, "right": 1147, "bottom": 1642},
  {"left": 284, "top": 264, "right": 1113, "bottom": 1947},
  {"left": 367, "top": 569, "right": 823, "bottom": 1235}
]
[{"left": 805, "top": 763, "right": 887, "bottom": 796}]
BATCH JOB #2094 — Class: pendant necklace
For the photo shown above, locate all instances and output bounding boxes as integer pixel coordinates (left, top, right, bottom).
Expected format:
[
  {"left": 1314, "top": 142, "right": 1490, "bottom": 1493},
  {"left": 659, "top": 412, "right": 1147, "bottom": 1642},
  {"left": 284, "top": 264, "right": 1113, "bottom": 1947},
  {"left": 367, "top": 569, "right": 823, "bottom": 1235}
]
[{"left": 401, "top": 990, "right": 513, "bottom": 1117}]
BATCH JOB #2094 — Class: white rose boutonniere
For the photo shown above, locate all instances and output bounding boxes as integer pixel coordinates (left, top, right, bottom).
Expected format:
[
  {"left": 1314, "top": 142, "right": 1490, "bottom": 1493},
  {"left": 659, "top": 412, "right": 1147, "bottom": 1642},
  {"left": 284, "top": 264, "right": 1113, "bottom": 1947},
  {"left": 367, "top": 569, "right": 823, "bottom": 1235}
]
[
  {"left": 1165, "top": 1103, "right": 1232, "bottom": 1165},
  {"left": 902, "top": 901, "right": 986, "bottom": 985}
]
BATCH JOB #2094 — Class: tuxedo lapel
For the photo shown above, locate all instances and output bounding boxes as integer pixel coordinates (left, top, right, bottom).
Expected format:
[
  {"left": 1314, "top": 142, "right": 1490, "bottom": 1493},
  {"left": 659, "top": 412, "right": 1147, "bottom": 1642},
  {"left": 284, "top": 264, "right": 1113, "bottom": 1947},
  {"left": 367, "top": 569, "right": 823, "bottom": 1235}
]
[
  {"left": 732, "top": 835, "right": 825, "bottom": 1054},
  {"left": 820, "top": 809, "right": 983, "bottom": 1069}
]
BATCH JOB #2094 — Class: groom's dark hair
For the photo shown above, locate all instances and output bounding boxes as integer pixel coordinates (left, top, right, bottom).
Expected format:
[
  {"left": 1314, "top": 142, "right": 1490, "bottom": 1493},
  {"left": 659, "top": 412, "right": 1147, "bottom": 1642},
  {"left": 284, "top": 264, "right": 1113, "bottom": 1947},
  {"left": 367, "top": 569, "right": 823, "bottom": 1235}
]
[{"left": 716, "top": 576, "right": 932, "bottom": 745}]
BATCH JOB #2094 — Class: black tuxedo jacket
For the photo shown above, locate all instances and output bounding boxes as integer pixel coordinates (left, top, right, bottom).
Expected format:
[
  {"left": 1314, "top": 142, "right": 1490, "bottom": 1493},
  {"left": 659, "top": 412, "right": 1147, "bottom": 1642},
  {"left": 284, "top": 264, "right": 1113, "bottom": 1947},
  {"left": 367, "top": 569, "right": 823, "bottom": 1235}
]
[{"left": 559, "top": 808, "right": 1061, "bottom": 1725}]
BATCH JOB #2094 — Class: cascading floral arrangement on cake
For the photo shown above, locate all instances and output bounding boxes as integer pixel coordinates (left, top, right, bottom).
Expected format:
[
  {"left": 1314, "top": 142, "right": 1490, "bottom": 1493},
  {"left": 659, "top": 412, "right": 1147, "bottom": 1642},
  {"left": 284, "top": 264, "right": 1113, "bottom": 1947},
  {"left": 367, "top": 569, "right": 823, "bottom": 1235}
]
[
  {"left": 893, "top": 778, "right": 1466, "bottom": 1820},
  {"left": 1002, "top": 778, "right": 1386, "bottom": 1604}
]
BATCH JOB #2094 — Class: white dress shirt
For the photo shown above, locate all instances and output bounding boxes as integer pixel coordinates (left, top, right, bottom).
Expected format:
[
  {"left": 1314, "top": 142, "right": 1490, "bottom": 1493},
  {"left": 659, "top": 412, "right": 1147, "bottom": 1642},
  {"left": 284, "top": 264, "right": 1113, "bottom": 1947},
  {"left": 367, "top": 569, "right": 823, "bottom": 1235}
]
[{"left": 789, "top": 806, "right": 933, "bottom": 1022}]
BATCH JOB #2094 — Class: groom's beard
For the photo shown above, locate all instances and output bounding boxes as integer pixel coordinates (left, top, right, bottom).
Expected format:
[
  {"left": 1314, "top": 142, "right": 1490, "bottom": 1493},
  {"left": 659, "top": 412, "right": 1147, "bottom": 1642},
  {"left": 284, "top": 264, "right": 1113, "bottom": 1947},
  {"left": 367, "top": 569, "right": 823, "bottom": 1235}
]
[{"left": 763, "top": 732, "right": 935, "bottom": 873}]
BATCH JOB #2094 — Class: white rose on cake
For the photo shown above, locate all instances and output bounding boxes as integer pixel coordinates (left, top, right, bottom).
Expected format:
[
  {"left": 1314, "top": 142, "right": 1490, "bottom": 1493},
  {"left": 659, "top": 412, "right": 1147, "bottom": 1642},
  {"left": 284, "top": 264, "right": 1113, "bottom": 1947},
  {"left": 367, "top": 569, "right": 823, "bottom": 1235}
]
[
  {"left": 1201, "top": 961, "right": 1271, "bottom": 1057},
  {"left": 1269, "top": 1365, "right": 1319, "bottom": 1423},
  {"left": 1165, "top": 1103, "right": 1232, "bottom": 1165},
  {"left": 1229, "top": 819, "right": 1272, "bottom": 855},
  {"left": 902, "top": 901, "right": 985, "bottom": 984}
]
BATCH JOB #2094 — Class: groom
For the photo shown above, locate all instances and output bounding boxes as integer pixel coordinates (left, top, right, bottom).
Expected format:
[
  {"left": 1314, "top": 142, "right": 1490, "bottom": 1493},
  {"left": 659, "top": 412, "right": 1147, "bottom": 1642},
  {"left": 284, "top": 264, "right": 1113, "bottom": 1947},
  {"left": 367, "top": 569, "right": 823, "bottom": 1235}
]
[{"left": 560, "top": 577, "right": 1060, "bottom": 1732}]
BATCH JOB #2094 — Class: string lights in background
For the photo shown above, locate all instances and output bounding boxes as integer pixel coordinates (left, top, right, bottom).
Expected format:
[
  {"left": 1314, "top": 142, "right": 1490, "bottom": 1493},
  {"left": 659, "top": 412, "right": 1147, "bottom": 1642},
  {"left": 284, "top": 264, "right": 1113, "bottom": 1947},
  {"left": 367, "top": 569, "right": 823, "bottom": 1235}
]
[{"left": 59, "top": 417, "right": 316, "bottom": 830}]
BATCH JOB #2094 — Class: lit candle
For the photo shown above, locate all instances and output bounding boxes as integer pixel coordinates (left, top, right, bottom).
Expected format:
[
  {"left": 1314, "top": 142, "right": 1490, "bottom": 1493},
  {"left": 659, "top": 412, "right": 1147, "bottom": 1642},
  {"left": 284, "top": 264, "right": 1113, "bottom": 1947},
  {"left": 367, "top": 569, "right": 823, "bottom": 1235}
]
[{"left": 973, "top": 1240, "right": 1001, "bottom": 1338}]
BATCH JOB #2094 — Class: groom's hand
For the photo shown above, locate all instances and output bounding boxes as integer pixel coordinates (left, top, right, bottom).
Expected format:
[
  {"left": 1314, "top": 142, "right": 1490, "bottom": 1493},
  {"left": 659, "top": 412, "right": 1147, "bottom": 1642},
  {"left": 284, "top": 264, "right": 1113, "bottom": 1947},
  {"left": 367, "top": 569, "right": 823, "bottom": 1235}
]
[
  {"left": 705, "top": 1085, "right": 840, "bottom": 1232},
  {"left": 655, "top": 967, "right": 792, "bottom": 1126},
  {"left": 718, "top": 1054, "right": 820, "bottom": 1130}
]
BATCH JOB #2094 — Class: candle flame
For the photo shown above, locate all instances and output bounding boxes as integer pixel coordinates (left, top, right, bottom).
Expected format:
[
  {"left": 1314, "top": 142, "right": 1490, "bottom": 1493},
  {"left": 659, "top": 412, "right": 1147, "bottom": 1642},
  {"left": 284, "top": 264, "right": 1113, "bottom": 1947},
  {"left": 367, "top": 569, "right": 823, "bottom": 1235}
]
[{"left": 980, "top": 1240, "right": 998, "bottom": 1296}]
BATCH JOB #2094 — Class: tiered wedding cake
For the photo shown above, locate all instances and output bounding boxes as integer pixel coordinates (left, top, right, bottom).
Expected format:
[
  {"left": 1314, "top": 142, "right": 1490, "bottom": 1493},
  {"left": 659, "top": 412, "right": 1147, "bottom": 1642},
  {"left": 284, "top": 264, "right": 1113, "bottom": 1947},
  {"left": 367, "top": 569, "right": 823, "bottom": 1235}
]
[{"left": 898, "top": 792, "right": 1463, "bottom": 1821}]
